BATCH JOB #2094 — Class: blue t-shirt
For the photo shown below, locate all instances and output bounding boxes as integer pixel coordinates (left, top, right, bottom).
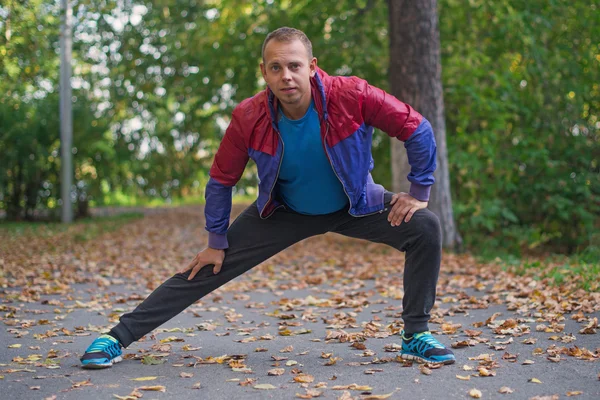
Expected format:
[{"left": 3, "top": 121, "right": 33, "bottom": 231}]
[{"left": 276, "top": 101, "right": 349, "bottom": 215}]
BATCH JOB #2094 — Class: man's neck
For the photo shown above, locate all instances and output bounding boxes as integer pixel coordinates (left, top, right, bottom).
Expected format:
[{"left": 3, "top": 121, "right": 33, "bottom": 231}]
[{"left": 279, "top": 97, "right": 312, "bottom": 120}]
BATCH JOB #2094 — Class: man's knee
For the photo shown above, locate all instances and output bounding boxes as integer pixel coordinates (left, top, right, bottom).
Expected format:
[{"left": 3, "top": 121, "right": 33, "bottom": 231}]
[{"left": 410, "top": 209, "right": 442, "bottom": 247}]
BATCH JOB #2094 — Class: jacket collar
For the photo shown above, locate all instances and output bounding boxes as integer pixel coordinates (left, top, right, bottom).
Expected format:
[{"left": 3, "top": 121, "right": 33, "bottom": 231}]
[{"left": 265, "top": 67, "right": 329, "bottom": 131}]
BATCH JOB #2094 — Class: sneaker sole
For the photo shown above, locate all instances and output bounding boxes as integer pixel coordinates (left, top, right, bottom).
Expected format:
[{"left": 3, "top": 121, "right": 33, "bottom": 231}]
[
  {"left": 400, "top": 353, "right": 455, "bottom": 365},
  {"left": 81, "top": 355, "right": 123, "bottom": 369}
]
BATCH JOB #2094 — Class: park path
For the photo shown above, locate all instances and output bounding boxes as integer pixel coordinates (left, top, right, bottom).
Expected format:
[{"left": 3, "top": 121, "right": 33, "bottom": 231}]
[{"left": 1, "top": 206, "right": 598, "bottom": 399}]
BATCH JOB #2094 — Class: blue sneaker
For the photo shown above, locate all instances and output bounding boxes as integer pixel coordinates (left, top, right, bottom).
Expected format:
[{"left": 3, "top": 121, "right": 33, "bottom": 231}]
[
  {"left": 400, "top": 330, "right": 455, "bottom": 364},
  {"left": 80, "top": 334, "right": 123, "bottom": 369}
]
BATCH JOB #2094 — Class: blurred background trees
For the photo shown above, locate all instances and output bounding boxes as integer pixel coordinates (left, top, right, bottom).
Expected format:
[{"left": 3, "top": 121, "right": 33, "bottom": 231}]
[{"left": 0, "top": 0, "right": 598, "bottom": 259}]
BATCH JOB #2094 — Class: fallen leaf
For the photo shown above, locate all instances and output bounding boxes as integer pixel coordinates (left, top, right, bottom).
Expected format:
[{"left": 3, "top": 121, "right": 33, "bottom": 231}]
[
  {"left": 294, "top": 374, "right": 315, "bottom": 383},
  {"left": 529, "top": 378, "right": 542, "bottom": 384},
  {"left": 179, "top": 372, "right": 193, "bottom": 378},
  {"left": 296, "top": 389, "right": 323, "bottom": 398},
  {"left": 419, "top": 364, "right": 432, "bottom": 375},
  {"left": 579, "top": 317, "right": 597, "bottom": 334},
  {"left": 141, "top": 356, "right": 165, "bottom": 365},
  {"left": 72, "top": 379, "right": 93, "bottom": 388},
  {"left": 254, "top": 384, "right": 277, "bottom": 390},
  {"left": 361, "top": 394, "right": 394, "bottom": 399},
  {"left": 239, "top": 378, "right": 256, "bottom": 386},
  {"left": 469, "top": 388, "right": 482, "bottom": 398},
  {"left": 130, "top": 376, "right": 158, "bottom": 381},
  {"left": 498, "top": 386, "right": 514, "bottom": 394},
  {"left": 8, "top": 344, "right": 22, "bottom": 348},
  {"left": 332, "top": 384, "right": 372, "bottom": 391},
  {"left": 337, "top": 391, "right": 353, "bottom": 400},
  {"left": 566, "top": 392, "right": 583, "bottom": 397},
  {"left": 456, "top": 375, "right": 471, "bottom": 381},
  {"left": 138, "top": 385, "right": 166, "bottom": 392},
  {"left": 268, "top": 368, "right": 285, "bottom": 376},
  {"left": 478, "top": 367, "right": 496, "bottom": 377}
]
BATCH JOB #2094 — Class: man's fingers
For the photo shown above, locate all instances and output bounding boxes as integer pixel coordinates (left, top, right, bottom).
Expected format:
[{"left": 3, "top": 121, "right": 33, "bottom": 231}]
[
  {"left": 387, "top": 201, "right": 404, "bottom": 222},
  {"left": 404, "top": 207, "right": 416, "bottom": 223},
  {"left": 213, "top": 261, "right": 223, "bottom": 275},
  {"left": 188, "top": 262, "right": 204, "bottom": 280},
  {"left": 393, "top": 206, "right": 411, "bottom": 226},
  {"left": 186, "top": 255, "right": 199, "bottom": 270}
]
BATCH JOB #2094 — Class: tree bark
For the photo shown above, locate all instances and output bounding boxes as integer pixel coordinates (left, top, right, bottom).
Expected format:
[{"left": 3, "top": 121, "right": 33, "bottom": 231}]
[{"left": 387, "top": 0, "right": 462, "bottom": 250}]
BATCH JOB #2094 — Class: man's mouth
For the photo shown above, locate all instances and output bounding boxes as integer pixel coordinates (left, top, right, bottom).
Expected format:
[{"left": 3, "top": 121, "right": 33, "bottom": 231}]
[{"left": 281, "top": 87, "right": 297, "bottom": 93}]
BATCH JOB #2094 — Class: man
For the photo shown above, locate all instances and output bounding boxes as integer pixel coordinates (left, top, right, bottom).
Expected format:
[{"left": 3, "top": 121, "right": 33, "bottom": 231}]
[{"left": 80, "top": 27, "right": 455, "bottom": 369}]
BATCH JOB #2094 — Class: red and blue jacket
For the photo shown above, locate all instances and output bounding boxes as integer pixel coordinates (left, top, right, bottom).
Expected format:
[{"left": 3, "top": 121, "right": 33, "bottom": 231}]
[{"left": 205, "top": 67, "right": 437, "bottom": 249}]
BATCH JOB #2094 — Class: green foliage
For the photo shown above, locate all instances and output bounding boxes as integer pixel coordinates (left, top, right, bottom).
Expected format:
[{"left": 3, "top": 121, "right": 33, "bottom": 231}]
[
  {"left": 0, "top": 0, "right": 597, "bottom": 260},
  {"left": 440, "top": 0, "right": 599, "bottom": 256}
]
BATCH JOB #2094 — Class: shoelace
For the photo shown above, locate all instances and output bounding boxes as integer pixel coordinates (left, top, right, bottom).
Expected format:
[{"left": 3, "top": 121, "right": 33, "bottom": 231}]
[
  {"left": 414, "top": 332, "right": 444, "bottom": 349},
  {"left": 87, "top": 338, "right": 120, "bottom": 357}
]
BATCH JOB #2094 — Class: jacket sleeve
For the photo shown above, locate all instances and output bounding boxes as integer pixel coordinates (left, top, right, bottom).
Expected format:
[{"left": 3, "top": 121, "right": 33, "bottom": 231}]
[
  {"left": 204, "top": 108, "right": 250, "bottom": 249},
  {"left": 359, "top": 80, "right": 437, "bottom": 201}
]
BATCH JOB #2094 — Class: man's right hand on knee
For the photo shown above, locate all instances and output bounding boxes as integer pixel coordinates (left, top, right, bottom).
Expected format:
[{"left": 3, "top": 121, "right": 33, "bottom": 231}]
[{"left": 179, "top": 247, "right": 225, "bottom": 280}]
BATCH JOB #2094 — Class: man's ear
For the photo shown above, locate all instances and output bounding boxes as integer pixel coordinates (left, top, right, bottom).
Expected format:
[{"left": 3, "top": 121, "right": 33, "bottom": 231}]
[
  {"left": 260, "top": 62, "right": 267, "bottom": 80},
  {"left": 309, "top": 57, "right": 317, "bottom": 77}
]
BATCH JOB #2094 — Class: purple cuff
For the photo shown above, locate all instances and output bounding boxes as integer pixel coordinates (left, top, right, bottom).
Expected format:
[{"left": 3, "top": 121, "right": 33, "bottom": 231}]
[
  {"left": 208, "top": 232, "right": 229, "bottom": 250},
  {"left": 409, "top": 183, "right": 431, "bottom": 202}
]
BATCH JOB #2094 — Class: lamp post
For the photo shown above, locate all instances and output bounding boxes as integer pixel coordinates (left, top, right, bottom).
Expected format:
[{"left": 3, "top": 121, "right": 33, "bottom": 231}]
[{"left": 59, "top": 0, "right": 73, "bottom": 223}]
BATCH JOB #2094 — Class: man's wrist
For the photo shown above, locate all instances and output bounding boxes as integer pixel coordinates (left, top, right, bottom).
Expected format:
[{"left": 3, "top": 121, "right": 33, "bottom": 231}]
[
  {"left": 208, "top": 232, "right": 229, "bottom": 250},
  {"left": 409, "top": 183, "right": 431, "bottom": 202}
]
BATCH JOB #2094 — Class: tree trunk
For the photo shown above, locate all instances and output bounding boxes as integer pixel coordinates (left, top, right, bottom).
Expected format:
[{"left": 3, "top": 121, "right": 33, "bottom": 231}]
[{"left": 387, "top": 0, "right": 462, "bottom": 250}]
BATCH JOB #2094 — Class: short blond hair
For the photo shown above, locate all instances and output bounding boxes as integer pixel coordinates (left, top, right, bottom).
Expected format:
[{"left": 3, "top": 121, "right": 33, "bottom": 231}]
[{"left": 262, "top": 27, "right": 313, "bottom": 61}]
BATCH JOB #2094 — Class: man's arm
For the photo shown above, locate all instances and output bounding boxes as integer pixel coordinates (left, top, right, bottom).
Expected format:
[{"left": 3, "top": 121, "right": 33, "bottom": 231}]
[
  {"left": 204, "top": 108, "right": 250, "bottom": 249},
  {"left": 359, "top": 81, "right": 437, "bottom": 202}
]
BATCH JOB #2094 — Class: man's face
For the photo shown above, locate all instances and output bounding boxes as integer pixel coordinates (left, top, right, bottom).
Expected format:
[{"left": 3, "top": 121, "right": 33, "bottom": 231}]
[{"left": 260, "top": 39, "right": 317, "bottom": 114}]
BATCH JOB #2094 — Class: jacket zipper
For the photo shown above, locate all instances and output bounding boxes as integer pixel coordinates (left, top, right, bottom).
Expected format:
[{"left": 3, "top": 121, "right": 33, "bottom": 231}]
[{"left": 260, "top": 128, "right": 285, "bottom": 219}]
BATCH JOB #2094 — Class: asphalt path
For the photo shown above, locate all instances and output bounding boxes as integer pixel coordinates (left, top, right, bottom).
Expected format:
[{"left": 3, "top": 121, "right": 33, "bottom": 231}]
[{"left": 1, "top": 258, "right": 599, "bottom": 400}]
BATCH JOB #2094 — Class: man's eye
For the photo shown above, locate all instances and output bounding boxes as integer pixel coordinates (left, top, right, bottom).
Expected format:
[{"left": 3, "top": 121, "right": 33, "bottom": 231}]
[{"left": 271, "top": 65, "right": 280, "bottom": 71}]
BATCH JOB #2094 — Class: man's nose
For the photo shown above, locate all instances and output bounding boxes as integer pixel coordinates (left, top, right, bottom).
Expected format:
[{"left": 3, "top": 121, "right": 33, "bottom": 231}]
[{"left": 281, "top": 68, "right": 292, "bottom": 81}]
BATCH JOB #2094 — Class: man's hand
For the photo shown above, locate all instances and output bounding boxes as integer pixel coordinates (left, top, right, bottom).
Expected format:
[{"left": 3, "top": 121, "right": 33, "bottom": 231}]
[
  {"left": 388, "top": 192, "right": 428, "bottom": 226},
  {"left": 179, "top": 247, "right": 225, "bottom": 280}
]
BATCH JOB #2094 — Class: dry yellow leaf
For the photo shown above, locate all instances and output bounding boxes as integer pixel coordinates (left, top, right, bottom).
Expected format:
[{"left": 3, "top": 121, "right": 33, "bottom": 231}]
[
  {"left": 469, "top": 388, "right": 482, "bottom": 398},
  {"left": 130, "top": 376, "right": 158, "bottom": 381},
  {"left": 456, "top": 375, "right": 471, "bottom": 381},
  {"left": 332, "top": 384, "right": 372, "bottom": 391},
  {"left": 254, "top": 384, "right": 277, "bottom": 390},
  {"left": 361, "top": 394, "right": 394, "bottom": 399},
  {"left": 8, "top": 344, "right": 21, "bottom": 349},
  {"left": 293, "top": 374, "right": 315, "bottom": 383},
  {"left": 138, "top": 386, "right": 166, "bottom": 392},
  {"left": 498, "top": 387, "right": 514, "bottom": 394},
  {"left": 529, "top": 378, "right": 542, "bottom": 384},
  {"left": 566, "top": 392, "right": 583, "bottom": 397}
]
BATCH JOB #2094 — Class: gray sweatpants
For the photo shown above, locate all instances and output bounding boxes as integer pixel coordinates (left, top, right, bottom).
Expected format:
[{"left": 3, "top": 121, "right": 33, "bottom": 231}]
[{"left": 110, "top": 193, "right": 442, "bottom": 347}]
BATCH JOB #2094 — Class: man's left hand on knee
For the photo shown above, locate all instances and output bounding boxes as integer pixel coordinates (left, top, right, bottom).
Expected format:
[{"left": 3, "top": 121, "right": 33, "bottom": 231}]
[{"left": 388, "top": 192, "right": 428, "bottom": 226}]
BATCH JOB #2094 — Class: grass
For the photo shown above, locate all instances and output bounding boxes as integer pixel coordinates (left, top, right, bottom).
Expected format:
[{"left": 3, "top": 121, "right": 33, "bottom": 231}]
[
  {"left": 492, "top": 249, "right": 600, "bottom": 292},
  {"left": 0, "top": 212, "right": 144, "bottom": 243}
]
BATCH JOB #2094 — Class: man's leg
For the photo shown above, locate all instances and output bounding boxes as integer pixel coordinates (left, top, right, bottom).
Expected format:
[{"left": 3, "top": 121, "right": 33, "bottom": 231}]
[
  {"left": 107, "top": 204, "right": 328, "bottom": 348},
  {"left": 331, "top": 193, "right": 441, "bottom": 333},
  {"left": 330, "top": 192, "right": 454, "bottom": 364}
]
